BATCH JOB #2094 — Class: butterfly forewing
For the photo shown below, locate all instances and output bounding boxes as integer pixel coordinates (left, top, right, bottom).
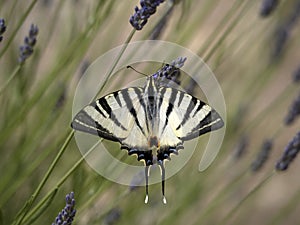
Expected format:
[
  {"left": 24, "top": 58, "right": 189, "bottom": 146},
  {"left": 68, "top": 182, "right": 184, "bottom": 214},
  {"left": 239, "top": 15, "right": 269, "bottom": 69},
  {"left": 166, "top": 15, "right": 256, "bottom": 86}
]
[
  {"left": 72, "top": 87, "right": 149, "bottom": 148},
  {"left": 156, "top": 86, "right": 223, "bottom": 143},
  {"left": 116, "top": 88, "right": 149, "bottom": 148}
]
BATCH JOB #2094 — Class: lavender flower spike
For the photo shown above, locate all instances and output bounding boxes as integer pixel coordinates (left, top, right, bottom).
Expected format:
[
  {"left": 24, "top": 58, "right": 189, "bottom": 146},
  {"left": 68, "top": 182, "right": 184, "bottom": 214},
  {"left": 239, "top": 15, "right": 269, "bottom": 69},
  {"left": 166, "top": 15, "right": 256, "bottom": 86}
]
[
  {"left": 152, "top": 57, "right": 187, "bottom": 86},
  {"left": 130, "top": 0, "right": 166, "bottom": 30},
  {"left": 292, "top": 65, "right": 300, "bottom": 83},
  {"left": 276, "top": 131, "right": 300, "bottom": 171},
  {"left": 0, "top": 18, "right": 6, "bottom": 42},
  {"left": 260, "top": 0, "right": 279, "bottom": 17},
  {"left": 284, "top": 91, "right": 300, "bottom": 125},
  {"left": 52, "top": 192, "right": 76, "bottom": 225},
  {"left": 251, "top": 139, "right": 273, "bottom": 172},
  {"left": 19, "top": 24, "right": 38, "bottom": 63}
]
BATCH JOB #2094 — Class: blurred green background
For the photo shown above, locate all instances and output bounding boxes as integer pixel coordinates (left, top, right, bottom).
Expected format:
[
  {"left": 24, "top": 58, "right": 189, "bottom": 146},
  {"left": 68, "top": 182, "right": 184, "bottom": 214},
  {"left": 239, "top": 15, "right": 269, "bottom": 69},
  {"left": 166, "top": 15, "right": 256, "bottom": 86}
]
[{"left": 1, "top": 0, "right": 300, "bottom": 224}]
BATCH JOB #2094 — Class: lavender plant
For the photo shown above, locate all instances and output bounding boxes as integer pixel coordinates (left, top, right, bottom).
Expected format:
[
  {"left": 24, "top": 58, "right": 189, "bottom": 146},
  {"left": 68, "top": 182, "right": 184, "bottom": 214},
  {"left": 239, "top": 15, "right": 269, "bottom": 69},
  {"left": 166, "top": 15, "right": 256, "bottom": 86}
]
[
  {"left": 0, "top": 18, "right": 6, "bottom": 42},
  {"left": 284, "top": 91, "right": 300, "bottom": 125},
  {"left": 0, "top": 1, "right": 300, "bottom": 225},
  {"left": 260, "top": 0, "right": 279, "bottom": 17},
  {"left": 232, "top": 135, "right": 249, "bottom": 160},
  {"left": 251, "top": 139, "right": 273, "bottom": 172},
  {"left": 292, "top": 65, "right": 300, "bottom": 82},
  {"left": 18, "top": 24, "right": 38, "bottom": 63},
  {"left": 276, "top": 131, "right": 300, "bottom": 171},
  {"left": 52, "top": 192, "right": 76, "bottom": 225},
  {"left": 130, "top": 0, "right": 166, "bottom": 30}
]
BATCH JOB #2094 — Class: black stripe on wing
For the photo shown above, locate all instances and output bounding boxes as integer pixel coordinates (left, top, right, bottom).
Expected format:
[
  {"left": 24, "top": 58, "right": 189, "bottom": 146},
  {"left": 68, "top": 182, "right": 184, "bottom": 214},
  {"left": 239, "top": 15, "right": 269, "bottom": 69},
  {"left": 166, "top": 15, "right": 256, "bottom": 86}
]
[
  {"left": 133, "top": 87, "right": 150, "bottom": 133},
  {"left": 181, "top": 108, "right": 224, "bottom": 141},
  {"left": 113, "top": 91, "right": 122, "bottom": 107},
  {"left": 93, "top": 101, "right": 106, "bottom": 118},
  {"left": 177, "top": 91, "right": 185, "bottom": 107},
  {"left": 175, "top": 95, "right": 198, "bottom": 130},
  {"left": 71, "top": 110, "right": 119, "bottom": 142},
  {"left": 162, "top": 88, "right": 177, "bottom": 133},
  {"left": 121, "top": 88, "right": 146, "bottom": 136},
  {"left": 96, "top": 98, "right": 127, "bottom": 131}
]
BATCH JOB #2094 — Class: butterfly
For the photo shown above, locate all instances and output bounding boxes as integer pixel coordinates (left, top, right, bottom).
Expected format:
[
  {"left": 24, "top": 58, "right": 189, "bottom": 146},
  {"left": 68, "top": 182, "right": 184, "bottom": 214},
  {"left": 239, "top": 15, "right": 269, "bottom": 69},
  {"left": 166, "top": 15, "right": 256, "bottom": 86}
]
[{"left": 71, "top": 60, "right": 224, "bottom": 204}]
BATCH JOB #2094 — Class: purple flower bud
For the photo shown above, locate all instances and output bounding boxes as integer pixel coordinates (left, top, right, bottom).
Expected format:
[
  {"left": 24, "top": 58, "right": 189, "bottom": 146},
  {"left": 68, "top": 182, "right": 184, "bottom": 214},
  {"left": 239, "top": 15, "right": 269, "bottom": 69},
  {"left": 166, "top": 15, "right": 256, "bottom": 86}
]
[{"left": 29, "top": 24, "right": 38, "bottom": 37}]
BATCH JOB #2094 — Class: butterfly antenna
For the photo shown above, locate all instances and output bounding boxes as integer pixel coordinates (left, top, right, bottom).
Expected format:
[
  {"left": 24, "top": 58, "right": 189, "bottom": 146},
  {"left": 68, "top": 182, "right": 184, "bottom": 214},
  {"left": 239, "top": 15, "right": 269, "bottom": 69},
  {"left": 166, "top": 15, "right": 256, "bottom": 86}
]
[
  {"left": 144, "top": 166, "right": 149, "bottom": 204},
  {"left": 127, "top": 65, "right": 148, "bottom": 77},
  {"left": 158, "top": 161, "right": 167, "bottom": 204}
]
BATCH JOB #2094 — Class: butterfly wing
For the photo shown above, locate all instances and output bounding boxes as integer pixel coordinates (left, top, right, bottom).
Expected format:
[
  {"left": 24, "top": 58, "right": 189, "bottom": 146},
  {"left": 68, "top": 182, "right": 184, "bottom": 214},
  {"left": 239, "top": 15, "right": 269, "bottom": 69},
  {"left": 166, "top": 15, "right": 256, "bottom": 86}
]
[
  {"left": 71, "top": 87, "right": 149, "bottom": 149},
  {"left": 157, "top": 87, "right": 224, "bottom": 147}
]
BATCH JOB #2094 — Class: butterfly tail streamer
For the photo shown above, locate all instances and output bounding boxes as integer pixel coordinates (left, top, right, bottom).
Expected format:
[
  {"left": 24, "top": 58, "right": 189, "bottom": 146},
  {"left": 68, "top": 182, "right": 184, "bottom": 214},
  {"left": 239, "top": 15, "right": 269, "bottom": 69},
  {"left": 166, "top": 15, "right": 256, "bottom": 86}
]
[
  {"left": 144, "top": 166, "right": 149, "bottom": 204},
  {"left": 158, "top": 160, "right": 167, "bottom": 204}
]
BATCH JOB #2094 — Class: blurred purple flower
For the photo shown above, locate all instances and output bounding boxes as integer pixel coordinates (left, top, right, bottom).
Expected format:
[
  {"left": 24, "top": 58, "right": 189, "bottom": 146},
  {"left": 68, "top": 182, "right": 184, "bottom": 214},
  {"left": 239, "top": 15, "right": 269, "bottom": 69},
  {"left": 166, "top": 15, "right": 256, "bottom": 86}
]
[
  {"left": 0, "top": 18, "right": 6, "bottom": 42},
  {"left": 284, "top": 91, "right": 300, "bottom": 125},
  {"left": 272, "top": 1, "right": 300, "bottom": 59},
  {"left": 233, "top": 135, "right": 249, "bottom": 160},
  {"left": 260, "top": 0, "right": 279, "bottom": 17},
  {"left": 103, "top": 208, "right": 121, "bottom": 225},
  {"left": 276, "top": 131, "right": 300, "bottom": 171},
  {"left": 292, "top": 65, "right": 300, "bottom": 83},
  {"left": 251, "top": 139, "right": 273, "bottom": 172}
]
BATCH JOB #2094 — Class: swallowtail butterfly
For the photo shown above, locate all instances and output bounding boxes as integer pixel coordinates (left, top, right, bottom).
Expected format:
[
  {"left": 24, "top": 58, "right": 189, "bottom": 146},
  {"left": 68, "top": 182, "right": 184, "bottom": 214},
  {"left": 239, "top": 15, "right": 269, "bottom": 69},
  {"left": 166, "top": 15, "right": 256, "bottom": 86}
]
[{"left": 71, "top": 58, "right": 224, "bottom": 204}]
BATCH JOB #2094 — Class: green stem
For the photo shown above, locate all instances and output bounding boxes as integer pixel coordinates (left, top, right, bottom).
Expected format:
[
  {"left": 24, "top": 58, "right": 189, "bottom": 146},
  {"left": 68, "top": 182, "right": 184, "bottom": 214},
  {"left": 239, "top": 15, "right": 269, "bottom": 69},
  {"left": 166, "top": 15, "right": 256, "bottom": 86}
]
[
  {"left": 7, "top": 0, "right": 18, "bottom": 21},
  {"left": 195, "top": 167, "right": 249, "bottom": 223},
  {"left": 0, "top": 65, "right": 21, "bottom": 95},
  {"left": 93, "top": 29, "right": 136, "bottom": 100},
  {"left": 22, "top": 139, "right": 101, "bottom": 225},
  {"left": 203, "top": 0, "right": 254, "bottom": 62},
  {"left": 222, "top": 171, "right": 275, "bottom": 225},
  {"left": 0, "top": 125, "right": 70, "bottom": 207},
  {"left": 13, "top": 131, "right": 74, "bottom": 225},
  {"left": 198, "top": 0, "right": 244, "bottom": 56},
  {"left": 266, "top": 176, "right": 300, "bottom": 225},
  {"left": 244, "top": 83, "right": 296, "bottom": 133}
]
